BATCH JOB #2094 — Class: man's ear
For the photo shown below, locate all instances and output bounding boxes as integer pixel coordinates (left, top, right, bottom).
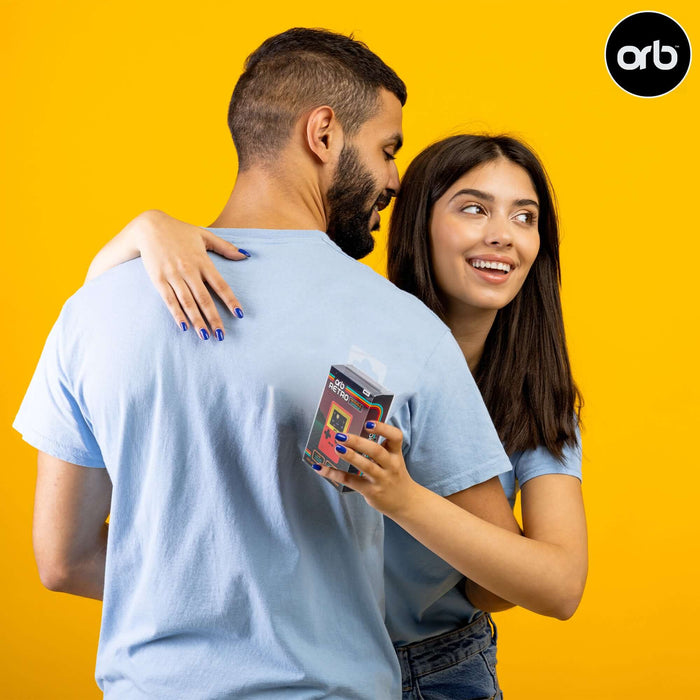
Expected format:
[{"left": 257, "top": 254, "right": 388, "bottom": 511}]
[{"left": 306, "top": 105, "right": 342, "bottom": 164}]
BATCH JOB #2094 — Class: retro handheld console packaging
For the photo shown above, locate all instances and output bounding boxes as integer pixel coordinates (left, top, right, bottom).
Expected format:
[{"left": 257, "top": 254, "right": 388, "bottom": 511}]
[{"left": 303, "top": 364, "right": 393, "bottom": 492}]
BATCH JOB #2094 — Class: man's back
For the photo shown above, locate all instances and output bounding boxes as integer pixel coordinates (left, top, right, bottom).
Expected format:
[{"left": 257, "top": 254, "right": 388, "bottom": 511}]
[{"left": 16, "top": 228, "right": 508, "bottom": 698}]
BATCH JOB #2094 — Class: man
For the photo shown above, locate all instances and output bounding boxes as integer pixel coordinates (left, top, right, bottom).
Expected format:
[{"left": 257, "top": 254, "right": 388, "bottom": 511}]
[{"left": 15, "top": 28, "right": 515, "bottom": 698}]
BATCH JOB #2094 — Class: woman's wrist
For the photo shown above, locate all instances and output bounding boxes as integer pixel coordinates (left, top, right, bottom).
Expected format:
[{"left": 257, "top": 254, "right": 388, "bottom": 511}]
[
  {"left": 85, "top": 210, "right": 163, "bottom": 281},
  {"left": 386, "top": 480, "right": 437, "bottom": 525},
  {"left": 130, "top": 209, "right": 166, "bottom": 251}
]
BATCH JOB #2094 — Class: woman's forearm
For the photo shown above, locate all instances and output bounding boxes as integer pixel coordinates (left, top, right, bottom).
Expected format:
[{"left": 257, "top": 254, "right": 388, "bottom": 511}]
[
  {"left": 85, "top": 210, "right": 163, "bottom": 281},
  {"left": 392, "top": 482, "right": 587, "bottom": 620},
  {"left": 317, "top": 424, "right": 587, "bottom": 620},
  {"left": 463, "top": 579, "right": 516, "bottom": 612}
]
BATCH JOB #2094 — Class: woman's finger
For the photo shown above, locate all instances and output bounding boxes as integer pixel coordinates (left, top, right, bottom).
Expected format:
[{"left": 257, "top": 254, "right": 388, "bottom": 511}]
[
  {"left": 202, "top": 229, "right": 251, "bottom": 261},
  {"left": 365, "top": 421, "right": 404, "bottom": 452},
  {"left": 201, "top": 261, "right": 245, "bottom": 320},
  {"left": 169, "top": 278, "right": 212, "bottom": 340},
  {"left": 338, "top": 433, "right": 389, "bottom": 466},
  {"left": 333, "top": 442, "right": 381, "bottom": 479},
  {"left": 153, "top": 277, "right": 191, "bottom": 332},
  {"left": 312, "top": 463, "right": 371, "bottom": 493},
  {"left": 183, "top": 275, "right": 228, "bottom": 340}
]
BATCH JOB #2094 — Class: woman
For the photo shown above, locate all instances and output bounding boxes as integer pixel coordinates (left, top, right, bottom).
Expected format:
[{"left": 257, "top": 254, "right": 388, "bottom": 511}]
[{"left": 88, "top": 134, "right": 587, "bottom": 699}]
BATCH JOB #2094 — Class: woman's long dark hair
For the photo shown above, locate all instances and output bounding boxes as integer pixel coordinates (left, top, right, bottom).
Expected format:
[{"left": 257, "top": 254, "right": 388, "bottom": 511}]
[{"left": 388, "top": 135, "right": 581, "bottom": 459}]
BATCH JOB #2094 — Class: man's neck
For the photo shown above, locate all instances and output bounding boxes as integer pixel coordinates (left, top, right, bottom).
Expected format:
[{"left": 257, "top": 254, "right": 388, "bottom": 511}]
[{"left": 209, "top": 164, "right": 329, "bottom": 232}]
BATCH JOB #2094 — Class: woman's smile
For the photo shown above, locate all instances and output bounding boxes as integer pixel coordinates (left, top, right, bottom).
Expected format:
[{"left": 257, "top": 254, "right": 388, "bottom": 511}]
[{"left": 467, "top": 254, "right": 517, "bottom": 284}]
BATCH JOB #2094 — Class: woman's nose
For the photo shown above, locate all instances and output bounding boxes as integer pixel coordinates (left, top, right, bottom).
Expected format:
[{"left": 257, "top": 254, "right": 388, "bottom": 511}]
[{"left": 484, "top": 217, "right": 512, "bottom": 247}]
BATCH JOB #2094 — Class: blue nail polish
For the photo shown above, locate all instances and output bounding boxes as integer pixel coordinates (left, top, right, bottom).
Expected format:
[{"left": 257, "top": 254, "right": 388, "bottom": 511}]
[
  {"left": 215, "top": 329, "right": 224, "bottom": 341},
  {"left": 238, "top": 248, "right": 251, "bottom": 257},
  {"left": 365, "top": 421, "right": 376, "bottom": 430},
  {"left": 200, "top": 329, "right": 210, "bottom": 340},
  {"left": 180, "top": 322, "right": 188, "bottom": 331},
  {"left": 335, "top": 433, "right": 347, "bottom": 442},
  {"left": 234, "top": 307, "right": 244, "bottom": 319},
  {"left": 335, "top": 444, "right": 347, "bottom": 454},
  {"left": 312, "top": 464, "right": 322, "bottom": 471}
]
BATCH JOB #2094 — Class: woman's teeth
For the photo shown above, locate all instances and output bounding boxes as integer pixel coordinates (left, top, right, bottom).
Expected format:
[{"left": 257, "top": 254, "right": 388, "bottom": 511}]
[{"left": 471, "top": 260, "right": 511, "bottom": 273}]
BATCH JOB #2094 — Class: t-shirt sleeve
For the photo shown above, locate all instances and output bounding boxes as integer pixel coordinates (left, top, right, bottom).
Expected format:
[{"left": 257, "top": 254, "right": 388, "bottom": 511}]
[
  {"left": 511, "top": 429, "right": 582, "bottom": 487},
  {"left": 395, "top": 330, "right": 511, "bottom": 497},
  {"left": 13, "top": 314, "right": 105, "bottom": 468}
]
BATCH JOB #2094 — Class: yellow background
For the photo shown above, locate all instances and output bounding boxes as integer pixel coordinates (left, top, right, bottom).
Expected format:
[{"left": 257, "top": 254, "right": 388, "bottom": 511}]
[{"left": 2, "top": 1, "right": 698, "bottom": 697}]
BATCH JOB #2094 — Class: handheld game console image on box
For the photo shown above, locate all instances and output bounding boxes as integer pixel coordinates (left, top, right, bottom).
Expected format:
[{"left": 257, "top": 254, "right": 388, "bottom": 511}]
[{"left": 303, "top": 364, "right": 393, "bottom": 493}]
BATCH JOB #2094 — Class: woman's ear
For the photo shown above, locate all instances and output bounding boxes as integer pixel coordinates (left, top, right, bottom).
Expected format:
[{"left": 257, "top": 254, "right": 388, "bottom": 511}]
[{"left": 306, "top": 105, "right": 343, "bottom": 164}]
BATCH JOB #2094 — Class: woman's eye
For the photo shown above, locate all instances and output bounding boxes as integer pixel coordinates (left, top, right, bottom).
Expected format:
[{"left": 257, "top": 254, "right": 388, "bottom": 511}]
[
  {"left": 461, "top": 204, "right": 484, "bottom": 214},
  {"left": 514, "top": 211, "right": 535, "bottom": 224}
]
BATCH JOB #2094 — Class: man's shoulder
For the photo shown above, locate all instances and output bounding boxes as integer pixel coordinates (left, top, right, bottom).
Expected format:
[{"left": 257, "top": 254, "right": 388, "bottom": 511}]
[
  {"left": 309, "top": 242, "right": 445, "bottom": 329},
  {"left": 59, "top": 259, "right": 154, "bottom": 327},
  {"left": 352, "top": 265, "right": 446, "bottom": 331},
  {"left": 216, "top": 227, "right": 449, "bottom": 334}
]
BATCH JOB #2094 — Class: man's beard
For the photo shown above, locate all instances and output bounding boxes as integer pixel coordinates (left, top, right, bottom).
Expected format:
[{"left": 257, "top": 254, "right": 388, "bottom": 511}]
[{"left": 326, "top": 145, "right": 382, "bottom": 260}]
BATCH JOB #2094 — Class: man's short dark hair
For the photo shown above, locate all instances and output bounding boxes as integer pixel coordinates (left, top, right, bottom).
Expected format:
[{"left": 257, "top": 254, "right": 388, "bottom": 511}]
[{"left": 228, "top": 27, "right": 407, "bottom": 170}]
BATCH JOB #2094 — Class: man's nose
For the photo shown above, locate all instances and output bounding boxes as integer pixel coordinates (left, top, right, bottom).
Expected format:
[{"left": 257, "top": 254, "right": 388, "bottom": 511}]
[{"left": 388, "top": 162, "right": 400, "bottom": 195}]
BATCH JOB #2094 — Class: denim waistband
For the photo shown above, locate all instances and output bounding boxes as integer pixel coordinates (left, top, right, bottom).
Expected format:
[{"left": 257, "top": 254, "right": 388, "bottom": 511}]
[{"left": 394, "top": 613, "right": 496, "bottom": 681}]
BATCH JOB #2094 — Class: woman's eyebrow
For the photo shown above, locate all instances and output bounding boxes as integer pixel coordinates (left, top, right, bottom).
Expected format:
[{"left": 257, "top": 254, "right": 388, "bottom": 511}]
[
  {"left": 449, "top": 188, "right": 494, "bottom": 202},
  {"left": 514, "top": 198, "right": 539, "bottom": 209},
  {"left": 449, "top": 189, "right": 540, "bottom": 209}
]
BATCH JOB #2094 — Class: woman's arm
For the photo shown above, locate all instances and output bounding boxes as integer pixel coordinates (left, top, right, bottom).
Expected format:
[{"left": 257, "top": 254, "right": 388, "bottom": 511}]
[
  {"left": 87, "top": 210, "right": 249, "bottom": 337},
  {"left": 321, "top": 422, "right": 587, "bottom": 620}
]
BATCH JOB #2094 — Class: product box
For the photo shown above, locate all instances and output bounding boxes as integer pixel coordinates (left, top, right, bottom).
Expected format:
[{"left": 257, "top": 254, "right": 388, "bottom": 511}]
[{"left": 303, "top": 364, "right": 393, "bottom": 492}]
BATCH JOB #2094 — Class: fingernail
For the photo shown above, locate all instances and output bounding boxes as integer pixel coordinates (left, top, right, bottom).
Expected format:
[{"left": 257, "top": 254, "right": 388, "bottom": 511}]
[
  {"left": 215, "top": 329, "right": 224, "bottom": 341},
  {"left": 365, "top": 421, "right": 376, "bottom": 430},
  {"left": 200, "top": 329, "right": 210, "bottom": 340},
  {"left": 238, "top": 248, "right": 251, "bottom": 258},
  {"left": 335, "top": 444, "right": 347, "bottom": 454},
  {"left": 335, "top": 433, "right": 347, "bottom": 442},
  {"left": 234, "top": 307, "right": 244, "bottom": 319},
  {"left": 312, "top": 464, "right": 322, "bottom": 471},
  {"left": 180, "top": 322, "right": 188, "bottom": 331}
]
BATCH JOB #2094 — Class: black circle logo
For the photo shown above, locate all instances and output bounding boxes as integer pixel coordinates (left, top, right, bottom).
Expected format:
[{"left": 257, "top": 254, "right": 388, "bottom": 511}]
[{"left": 605, "top": 11, "right": 691, "bottom": 97}]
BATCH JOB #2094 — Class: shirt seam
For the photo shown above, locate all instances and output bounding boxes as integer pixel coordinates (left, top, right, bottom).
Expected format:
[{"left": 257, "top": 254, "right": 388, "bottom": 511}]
[{"left": 13, "top": 420, "right": 105, "bottom": 468}]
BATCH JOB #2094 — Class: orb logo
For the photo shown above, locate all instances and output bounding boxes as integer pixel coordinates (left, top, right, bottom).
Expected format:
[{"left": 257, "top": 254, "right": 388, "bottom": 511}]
[
  {"left": 617, "top": 41, "right": 678, "bottom": 71},
  {"left": 605, "top": 12, "right": 691, "bottom": 97}
]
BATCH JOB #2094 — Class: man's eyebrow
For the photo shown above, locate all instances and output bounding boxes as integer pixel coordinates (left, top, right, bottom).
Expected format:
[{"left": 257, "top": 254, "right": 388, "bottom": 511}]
[{"left": 387, "top": 133, "right": 403, "bottom": 153}]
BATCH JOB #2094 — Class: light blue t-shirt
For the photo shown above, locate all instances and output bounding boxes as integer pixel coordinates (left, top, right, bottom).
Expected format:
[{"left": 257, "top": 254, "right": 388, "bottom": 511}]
[
  {"left": 385, "top": 437, "right": 582, "bottom": 645},
  {"left": 15, "top": 229, "right": 511, "bottom": 699}
]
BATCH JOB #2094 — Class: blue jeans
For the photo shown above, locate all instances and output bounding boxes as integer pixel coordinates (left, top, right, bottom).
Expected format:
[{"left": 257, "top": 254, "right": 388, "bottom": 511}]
[{"left": 394, "top": 613, "right": 503, "bottom": 700}]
